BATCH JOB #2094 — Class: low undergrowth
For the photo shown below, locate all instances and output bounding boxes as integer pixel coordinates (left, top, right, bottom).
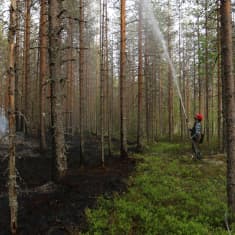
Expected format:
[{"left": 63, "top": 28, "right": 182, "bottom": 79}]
[{"left": 82, "top": 142, "right": 228, "bottom": 235}]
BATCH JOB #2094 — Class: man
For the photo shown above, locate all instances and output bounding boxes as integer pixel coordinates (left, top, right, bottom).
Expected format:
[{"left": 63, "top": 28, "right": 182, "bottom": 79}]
[{"left": 190, "top": 113, "right": 203, "bottom": 160}]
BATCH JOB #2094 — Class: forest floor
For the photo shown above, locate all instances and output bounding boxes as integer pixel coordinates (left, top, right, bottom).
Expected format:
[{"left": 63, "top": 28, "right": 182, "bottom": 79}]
[
  {"left": 0, "top": 136, "right": 228, "bottom": 235},
  {"left": 0, "top": 135, "right": 136, "bottom": 235},
  {"left": 81, "top": 142, "right": 228, "bottom": 235}
]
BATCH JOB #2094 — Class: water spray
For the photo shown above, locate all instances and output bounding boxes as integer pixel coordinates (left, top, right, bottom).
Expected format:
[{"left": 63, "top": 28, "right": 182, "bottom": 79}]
[{"left": 141, "top": 0, "right": 189, "bottom": 124}]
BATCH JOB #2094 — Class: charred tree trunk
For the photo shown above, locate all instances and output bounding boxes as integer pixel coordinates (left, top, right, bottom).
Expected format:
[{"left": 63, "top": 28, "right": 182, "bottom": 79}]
[
  {"left": 48, "top": 0, "right": 67, "bottom": 179},
  {"left": 220, "top": 0, "right": 235, "bottom": 215},
  {"left": 39, "top": 0, "right": 47, "bottom": 151},
  {"left": 8, "top": 1, "right": 18, "bottom": 233},
  {"left": 120, "top": 0, "right": 128, "bottom": 158}
]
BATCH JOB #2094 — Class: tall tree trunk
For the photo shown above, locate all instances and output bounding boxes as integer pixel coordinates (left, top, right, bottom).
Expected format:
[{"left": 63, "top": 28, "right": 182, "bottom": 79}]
[
  {"left": 137, "top": 2, "right": 143, "bottom": 151},
  {"left": 158, "top": 62, "right": 162, "bottom": 137},
  {"left": 39, "top": 0, "right": 47, "bottom": 151},
  {"left": 178, "top": 1, "right": 184, "bottom": 139},
  {"left": 15, "top": 0, "right": 21, "bottom": 131},
  {"left": 104, "top": 1, "right": 112, "bottom": 157},
  {"left": 150, "top": 58, "right": 156, "bottom": 142},
  {"left": 217, "top": 0, "right": 223, "bottom": 151},
  {"left": 79, "top": 0, "right": 85, "bottom": 164},
  {"left": 8, "top": 1, "right": 18, "bottom": 233},
  {"left": 193, "top": 40, "right": 197, "bottom": 116},
  {"left": 120, "top": 0, "right": 128, "bottom": 158},
  {"left": 220, "top": 0, "right": 235, "bottom": 215},
  {"left": 197, "top": 13, "right": 203, "bottom": 114},
  {"left": 66, "top": 18, "right": 74, "bottom": 137},
  {"left": 145, "top": 45, "right": 150, "bottom": 143},
  {"left": 167, "top": 0, "right": 173, "bottom": 141},
  {"left": 205, "top": 0, "right": 210, "bottom": 143},
  {"left": 100, "top": 0, "right": 105, "bottom": 165},
  {"left": 23, "top": 0, "right": 31, "bottom": 135},
  {"left": 48, "top": 0, "right": 67, "bottom": 179}
]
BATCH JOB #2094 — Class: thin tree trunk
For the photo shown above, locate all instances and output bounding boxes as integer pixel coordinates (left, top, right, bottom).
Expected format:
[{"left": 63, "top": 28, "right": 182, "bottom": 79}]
[
  {"left": 178, "top": 2, "right": 184, "bottom": 139},
  {"left": 39, "top": 0, "right": 47, "bottom": 151},
  {"left": 217, "top": 0, "right": 222, "bottom": 151},
  {"left": 193, "top": 40, "right": 196, "bottom": 116},
  {"left": 104, "top": 1, "right": 112, "bottom": 157},
  {"left": 66, "top": 18, "right": 73, "bottom": 137},
  {"left": 205, "top": 0, "right": 210, "bottom": 143},
  {"left": 100, "top": 0, "right": 105, "bottom": 165},
  {"left": 197, "top": 14, "right": 203, "bottom": 113},
  {"left": 79, "top": 0, "right": 85, "bottom": 165},
  {"left": 167, "top": 0, "right": 173, "bottom": 141},
  {"left": 220, "top": 0, "right": 235, "bottom": 215},
  {"left": 137, "top": 2, "right": 143, "bottom": 151},
  {"left": 23, "top": 0, "right": 31, "bottom": 135},
  {"left": 15, "top": 0, "right": 21, "bottom": 131},
  {"left": 120, "top": 0, "right": 128, "bottom": 158},
  {"left": 145, "top": 40, "right": 150, "bottom": 143},
  {"left": 158, "top": 62, "right": 162, "bottom": 137},
  {"left": 8, "top": 1, "right": 18, "bottom": 233}
]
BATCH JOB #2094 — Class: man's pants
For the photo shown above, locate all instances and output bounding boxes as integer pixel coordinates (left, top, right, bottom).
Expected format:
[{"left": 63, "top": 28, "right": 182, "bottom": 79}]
[{"left": 192, "top": 140, "right": 201, "bottom": 159}]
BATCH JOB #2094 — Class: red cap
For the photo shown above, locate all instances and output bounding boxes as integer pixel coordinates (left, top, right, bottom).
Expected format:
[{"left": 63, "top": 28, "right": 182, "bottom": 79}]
[{"left": 195, "top": 113, "right": 203, "bottom": 121}]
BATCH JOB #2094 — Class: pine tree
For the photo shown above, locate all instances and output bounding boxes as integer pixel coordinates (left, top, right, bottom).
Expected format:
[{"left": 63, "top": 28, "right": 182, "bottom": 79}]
[
  {"left": 39, "top": 0, "right": 47, "bottom": 151},
  {"left": 48, "top": 0, "right": 67, "bottom": 179},
  {"left": 8, "top": 1, "right": 18, "bottom": 233},
  {"left": 220, "top": 0, "right": 235, "bottom": 215},
  {"left": 120, "top": 0, "right": 128, "bottom": 158}
]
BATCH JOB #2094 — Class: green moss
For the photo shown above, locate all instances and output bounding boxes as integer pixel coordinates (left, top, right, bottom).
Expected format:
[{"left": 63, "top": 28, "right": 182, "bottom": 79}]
[{"left": 82, "top": 142, "right": 228, "bottom": 235}]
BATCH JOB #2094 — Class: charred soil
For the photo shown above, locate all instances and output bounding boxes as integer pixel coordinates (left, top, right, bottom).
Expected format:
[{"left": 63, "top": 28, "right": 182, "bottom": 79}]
[{"left": 0, "top": 135, "right": 136, "bottom": 235}]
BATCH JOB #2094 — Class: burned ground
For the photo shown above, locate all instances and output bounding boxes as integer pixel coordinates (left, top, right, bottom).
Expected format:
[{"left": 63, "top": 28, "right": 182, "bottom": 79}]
[{"left": 0, "top": 135, "right": 136, "bottom": 235}]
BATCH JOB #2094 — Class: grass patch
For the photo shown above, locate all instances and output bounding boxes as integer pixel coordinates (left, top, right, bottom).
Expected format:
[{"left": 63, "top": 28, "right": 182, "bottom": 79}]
[{"left": 82, "top": 142, "right": 228, "bottom": 235}]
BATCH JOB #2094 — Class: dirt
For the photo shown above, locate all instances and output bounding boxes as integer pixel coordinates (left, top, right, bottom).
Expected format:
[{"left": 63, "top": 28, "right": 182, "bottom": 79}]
[{"left": 0, "top": 135, "right": 136, "bottom": 235}]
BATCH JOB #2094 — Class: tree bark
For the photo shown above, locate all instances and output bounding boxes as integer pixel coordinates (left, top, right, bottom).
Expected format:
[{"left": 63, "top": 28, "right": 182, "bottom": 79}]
[
  {"left": 39, "top": 0, "right": 47, "bottom": 151},
  {"left": 167, "top": 0, "right": 173, "bottom": 141},
  {"left": 15, "top": 0, "right": 21, "bottom": 131},
  {"left": 79, "top": 0, "right": 85, "bottom": 165},
  {"left": 104, "top": 1, "right": 112, "bottom": 157},
  {"left": 66, "top": 18, "right": 74, "bottom": 137},
  {"left": 8, "top": 1, "right": 18, "bottom": 233},
  {"left": 137, "top": 2, "right": 144, "bottom": 151},
  {"left": 197, "top": 13, "right": 203, "bottom": 114},
  {"left": 100, "top": 0, "right": 105, "bottom": 165},
  {"left": 217, "top": 0, "right": 223, "bottom": 151},
  {"left": 120, "top": 0, "right": 128, "bottom": 158},
  {"left": 23, "top": 0, "right": 31, "bottom": 135},
  {"left": 48, "top": 0, "right": 67, "bottom": 179},
  {"left": 205, "top": 0, "right": 210, "bottom": 143},
  {"left": 220, "top": 0, "right": 235, "bottom": 215}
]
